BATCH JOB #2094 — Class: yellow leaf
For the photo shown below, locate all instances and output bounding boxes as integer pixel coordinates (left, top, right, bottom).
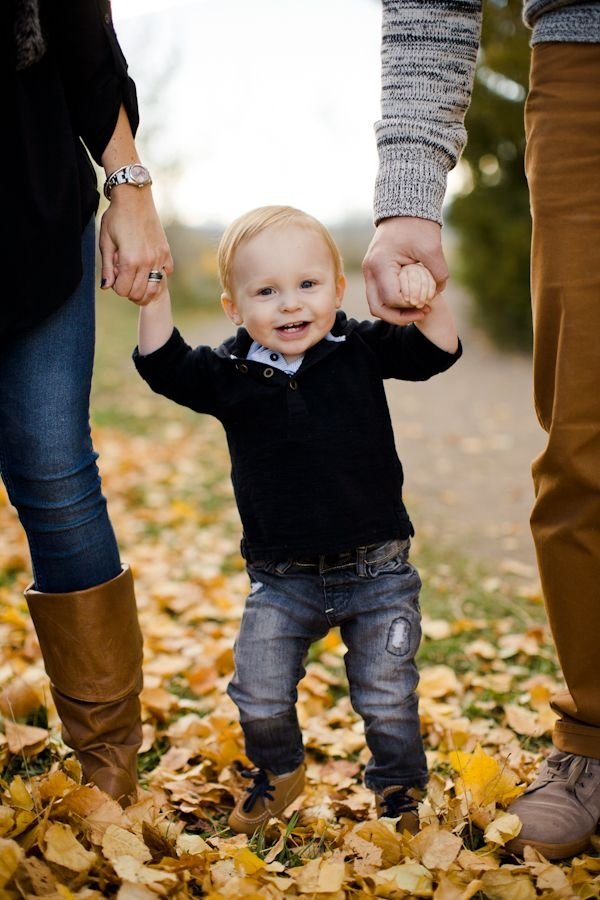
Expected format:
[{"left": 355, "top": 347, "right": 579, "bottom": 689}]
[
  {"left": 448, "top": 745, "right": 521, "bottom": 807},
  {"left": 176, "top": 832, "right": 212, "bottom": 856},
  {"left": 12, "top": 809, "right": 36, "bottom": 837},
  {"left": 0, "top": 837, "right": 23, "bottom": 887},
  {"left": 111, "top": 856, "right": 178, "bottom": 887},
  {"left": 456, "top": 848, "right": 500, "bottom": 872},
  {"left": 534, "top": 861, "right": 570, "bottom": 892},
  {"left": 434, "top": 873, "right": 484, "bottom": 900},
  {"left": 290, "top": 856, "right": 346, "bottom": 893},
  {"left": 0, "top": 808, "right": 14, "bottom": 838},
  {"left": 37, "top": 770, "right": 77, "bottom": 802},
  {"left": 504, "top": 705, "right": 547, "bottom": 737},
  {"left": 102, "top": 824, "right": 152, "bottom": 864},
  {"left": 480, "top": 869, "right": 537, "bottom": 900},
  {"left": 117, "top": 885, "right": 159, "bottom": 899},
  {"left": 354, "top": 820, "right": 404, "bottom": 868},
  {"left": 43, "top": 823, "right": 96, "bottom": 873},
  {"left": 411, "top": 824, "right": 463, "bottom": 870},
  {"left": 4, "top": 721, "right": 47, "bottom": 756},
  {"left": 232, "top": 848, "right": 265, "bottom": 875},
  {"left": 0, "top": 679, "right": 41, "bottom": 719},
  {"left": 374, "top": 861, "right": 433, "bottom": 896},
  {"left": 342, "top": 830, "right": 383, "bottom": 869},
  {"left": 484, "top": 813, "right": 522, "bottom": 846},
  {"left": 421, "top": 617, "right": 452, "bottom": 640},
  {"left": 9, "top": 775, "right": 33, "bottom": 810},
  {"left": 419, "top": 665, "right": 462, "bottom": 699}
]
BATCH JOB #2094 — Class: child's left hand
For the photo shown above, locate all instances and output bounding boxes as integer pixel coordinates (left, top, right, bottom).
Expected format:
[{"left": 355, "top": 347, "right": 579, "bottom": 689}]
[{"left": 399, "top": 263, "right": 436, "bottom": 309}]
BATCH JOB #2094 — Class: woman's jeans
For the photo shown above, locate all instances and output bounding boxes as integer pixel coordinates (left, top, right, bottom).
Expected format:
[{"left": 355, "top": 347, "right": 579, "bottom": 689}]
[
  {"left": 228, "top": 538, "right": 428, "bottom": 792},
  {"left": 0, "top": 219, "right": 121, "bottom": 593}
]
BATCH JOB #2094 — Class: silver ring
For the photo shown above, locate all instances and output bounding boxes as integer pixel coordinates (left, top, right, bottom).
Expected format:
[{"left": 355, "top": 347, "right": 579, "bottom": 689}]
[{"left": 148, "top": 269, "right": 164, "bottom": 282}]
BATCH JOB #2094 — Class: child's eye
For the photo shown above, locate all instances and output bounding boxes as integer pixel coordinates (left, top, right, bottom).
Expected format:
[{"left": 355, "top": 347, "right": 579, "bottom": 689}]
[
  {"left": 257, "top": 287, "right": 274, "bottom": 296},
  {"left": 300, "top": 280, "right": 315, "bottom": 289}
]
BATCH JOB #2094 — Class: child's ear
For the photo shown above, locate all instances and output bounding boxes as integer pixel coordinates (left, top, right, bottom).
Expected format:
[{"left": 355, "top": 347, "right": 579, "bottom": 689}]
[
  {"left": 221, "top": 292, "right": 243, "bottom": 325},
  {"left": 335, "top": 274, "right": 346, "bottom": 308}
]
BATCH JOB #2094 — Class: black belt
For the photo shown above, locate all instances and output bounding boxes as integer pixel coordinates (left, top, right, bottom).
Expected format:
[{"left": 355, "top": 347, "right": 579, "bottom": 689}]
[{"left": 244, "top": 537, "right": 409, "bottom": 574}]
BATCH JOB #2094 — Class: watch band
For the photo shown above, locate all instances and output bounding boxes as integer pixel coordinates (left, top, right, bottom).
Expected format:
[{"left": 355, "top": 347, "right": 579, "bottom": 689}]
[{"left": 103, "top": 164, "right": 152, "bottom": 200}]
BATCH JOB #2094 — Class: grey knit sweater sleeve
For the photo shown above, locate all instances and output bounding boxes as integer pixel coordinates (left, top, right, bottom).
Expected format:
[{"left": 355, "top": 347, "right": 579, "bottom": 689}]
[
  {"left": 374, "top": 0, "right": 482, "bottom": 225},
  {"left": 373, "top": 0, "right": 599, "bottom": 224}
]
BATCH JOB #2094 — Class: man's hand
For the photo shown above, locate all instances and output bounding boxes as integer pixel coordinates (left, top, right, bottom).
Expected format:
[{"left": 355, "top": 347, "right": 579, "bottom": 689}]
[
  {"left": 362, "top": 216, "right": 448, "bottom": 325},
  {"left": 99, "top": 187, "right": 174, "bottom": 306}
]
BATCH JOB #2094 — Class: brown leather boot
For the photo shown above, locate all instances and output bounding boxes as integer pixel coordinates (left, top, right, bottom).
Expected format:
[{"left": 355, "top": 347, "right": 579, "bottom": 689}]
[
  {"left": 229, "top": 764, "right": 305, "bottom": 835},
  {"left": 25, "top": 566, "right": 143, "bottom": 808}
]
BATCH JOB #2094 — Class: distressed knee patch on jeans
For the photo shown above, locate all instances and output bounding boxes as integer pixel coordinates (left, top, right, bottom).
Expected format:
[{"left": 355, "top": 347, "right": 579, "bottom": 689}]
[{"left": 386, "top": 616, "right": 412, "bottom": 657}]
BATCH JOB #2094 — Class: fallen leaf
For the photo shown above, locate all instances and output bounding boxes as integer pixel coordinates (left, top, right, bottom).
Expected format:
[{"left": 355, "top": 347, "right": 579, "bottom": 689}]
[
  {"left": 411, "top": 824, "right": 463, "bottom": 870},
  {"left": 0, "top": 679, "right": 41, "bottom": 719},
  {"left": 289, "top": 856, "right": 346, "bottom": 893},
  {"left": 481, "top": 869, "right": 537, "bottom": 900},
  {"left": 102, "top": 825, "right": 152, "bottom": 864},
  {"left": 419, "top": 665, "right": 462, "bottom": 698},
  {"left": 43, "top": 823, "right": 96, "bottom": 873},
  {"left": 0, "top": 837, "right": 23, "bottom": 887},
  {"left": 448, "top": 745, "right": 521, "bottom": 807},
  {"left": 374, "top": 861, "right": 433, "bottom": 895},
  {"left": 484, "top": 813, "right": 522, "bottom": 846}
]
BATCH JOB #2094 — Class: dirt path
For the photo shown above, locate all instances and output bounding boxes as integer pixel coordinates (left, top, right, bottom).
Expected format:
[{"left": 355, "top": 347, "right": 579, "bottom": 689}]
[{"left": 191, "top": 273, "right": 544, "bottom": 571}]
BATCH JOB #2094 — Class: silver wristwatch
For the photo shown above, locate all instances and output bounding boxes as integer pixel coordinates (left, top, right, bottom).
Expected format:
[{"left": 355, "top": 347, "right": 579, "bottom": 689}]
[{"left": 103, "top": 163, "right": 153, "bottom": 200}]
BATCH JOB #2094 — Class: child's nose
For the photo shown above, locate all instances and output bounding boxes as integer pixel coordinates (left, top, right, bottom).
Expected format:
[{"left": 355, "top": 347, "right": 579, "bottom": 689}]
[{"left": 280, "top": 291, "right": 303, "bottom": 311}]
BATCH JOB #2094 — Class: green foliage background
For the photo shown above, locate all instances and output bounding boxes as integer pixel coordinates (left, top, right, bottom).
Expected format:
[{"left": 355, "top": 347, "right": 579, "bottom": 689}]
[{"left": 447, "top": 0, "right": 532, "bottom": 350}]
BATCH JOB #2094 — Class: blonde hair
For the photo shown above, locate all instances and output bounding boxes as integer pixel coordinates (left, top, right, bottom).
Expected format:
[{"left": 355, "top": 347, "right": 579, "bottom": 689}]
[{"left": 217, "top": 205, "right": 344, "bottom": 296}]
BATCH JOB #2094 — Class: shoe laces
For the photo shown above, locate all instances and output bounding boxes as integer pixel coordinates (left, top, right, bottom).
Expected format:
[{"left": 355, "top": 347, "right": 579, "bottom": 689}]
[
  {"left": 380, "top": 786, "right": 418, "bottom": 818},
  {"left": 240, "top": 768, "right": 275, "bottom": 813},
  {"left": 547, "top": 752, "right": 598, "bottom": 795}
]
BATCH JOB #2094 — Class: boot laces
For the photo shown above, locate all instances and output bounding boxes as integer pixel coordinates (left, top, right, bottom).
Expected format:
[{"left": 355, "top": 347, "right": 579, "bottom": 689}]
[
  {"left": 380, "top": 786, "right": 418, "bottom": 818},
  {"left": 240, "top": 768, "right": 275, "bottom": 813},
  {"left": 547, "top": 752, "right": 597, "bottom": 795}
]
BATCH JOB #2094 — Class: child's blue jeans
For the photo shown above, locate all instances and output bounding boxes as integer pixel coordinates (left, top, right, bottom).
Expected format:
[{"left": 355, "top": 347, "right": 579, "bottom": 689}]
[{"left": 227, "top": 537, "right": 428, "bottom": 792}]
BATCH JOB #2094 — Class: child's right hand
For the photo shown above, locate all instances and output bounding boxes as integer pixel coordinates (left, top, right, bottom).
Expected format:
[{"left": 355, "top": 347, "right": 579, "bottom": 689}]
[{"left": 399, "top": 263, "right": 436, "bottom": 309}]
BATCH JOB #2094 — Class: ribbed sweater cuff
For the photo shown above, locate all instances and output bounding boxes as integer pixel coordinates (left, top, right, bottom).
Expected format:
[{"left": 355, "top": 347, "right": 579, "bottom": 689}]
[{"left": 374, "top": 159, "right": 447, "bottom": 225}]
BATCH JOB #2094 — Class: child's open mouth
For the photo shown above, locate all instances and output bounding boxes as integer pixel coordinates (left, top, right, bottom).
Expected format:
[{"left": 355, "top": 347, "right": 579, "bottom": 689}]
[{"left": 276, "top": 321, "right": 309, "bottom": 334}]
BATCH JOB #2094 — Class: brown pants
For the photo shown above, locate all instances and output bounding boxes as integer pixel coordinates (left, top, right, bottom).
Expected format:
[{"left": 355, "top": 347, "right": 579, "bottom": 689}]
[{"left": 526, "top": 43, "right": 600, "bottom": 756}]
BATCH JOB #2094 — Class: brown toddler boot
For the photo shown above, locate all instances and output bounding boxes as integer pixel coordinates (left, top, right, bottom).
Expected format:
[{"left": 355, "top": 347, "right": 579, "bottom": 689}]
[
  {"left": 375, "top": 785, "right": 423, "bottom": 834},
  {"left": 505, "top": 749, "right": 600, "bottom": 860},
  {"left": 229, "top": 764, "right": 305, "bottom": 835},
  {"left": 25, "top": 565, "right": 143, "bottom": 808}
]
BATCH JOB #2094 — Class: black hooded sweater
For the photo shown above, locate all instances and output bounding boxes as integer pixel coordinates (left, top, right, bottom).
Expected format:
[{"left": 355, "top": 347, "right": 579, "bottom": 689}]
[{"left": 134, "top": 312, "right": 462, "bottom": 561}]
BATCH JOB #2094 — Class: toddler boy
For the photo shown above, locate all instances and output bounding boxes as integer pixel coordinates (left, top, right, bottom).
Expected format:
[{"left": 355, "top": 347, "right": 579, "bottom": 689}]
[{"left": 134, "top": 206, "right": 461, "bottom": 834}]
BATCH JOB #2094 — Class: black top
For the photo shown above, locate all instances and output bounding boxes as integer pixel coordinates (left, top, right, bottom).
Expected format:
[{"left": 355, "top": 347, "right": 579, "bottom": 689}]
[
  {"left": 134, "top": 312, "right": 462, "bottom": 559},
  {"left": 4, "top": 0, "right": 139, "bottom": 342}
]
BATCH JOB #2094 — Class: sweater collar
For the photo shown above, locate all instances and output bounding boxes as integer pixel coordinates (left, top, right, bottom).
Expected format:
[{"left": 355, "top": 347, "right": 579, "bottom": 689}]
[{"left": 215, "top": 310, "right": 357, "bottom": 364}]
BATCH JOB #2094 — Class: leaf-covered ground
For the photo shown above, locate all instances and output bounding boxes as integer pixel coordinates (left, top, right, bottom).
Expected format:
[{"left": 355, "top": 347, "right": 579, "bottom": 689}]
[{"left": 0, "top": 301, "right": 597, "bottom": 898}]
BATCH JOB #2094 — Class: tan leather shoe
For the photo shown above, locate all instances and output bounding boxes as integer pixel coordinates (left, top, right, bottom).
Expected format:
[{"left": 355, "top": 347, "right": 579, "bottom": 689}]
[
  {"left": 506, "top": 750, "right": 600, "bottom": 860},
  {"left": 375, "top": 785, "right": 423, "bottom": 834},
  {"left": 229, "top": 764, "right": 305, "bottom": 835},
  {"left": 25, "top": 566, "right": 143, "bottom": 808}
]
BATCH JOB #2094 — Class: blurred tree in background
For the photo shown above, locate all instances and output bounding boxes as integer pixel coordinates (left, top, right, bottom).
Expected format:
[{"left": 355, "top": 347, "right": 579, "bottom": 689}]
[{"left": 447, "top": 0, "right": 532, "bottom": 350}]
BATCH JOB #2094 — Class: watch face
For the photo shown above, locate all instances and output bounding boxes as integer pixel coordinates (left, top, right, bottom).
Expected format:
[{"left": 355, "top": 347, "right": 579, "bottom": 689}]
[{"left": 130, "top": 164, "right": 149, "bottom": 185}]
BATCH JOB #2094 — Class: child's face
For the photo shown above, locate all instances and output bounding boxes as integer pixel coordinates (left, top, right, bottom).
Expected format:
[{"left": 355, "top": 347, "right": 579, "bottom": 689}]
[{"left": 221, "top": 224, "right": 345, "bottom": 362}]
